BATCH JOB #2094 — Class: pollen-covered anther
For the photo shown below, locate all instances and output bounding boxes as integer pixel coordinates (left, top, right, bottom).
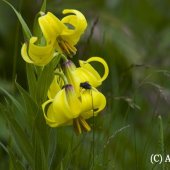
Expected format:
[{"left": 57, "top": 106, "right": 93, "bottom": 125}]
[
  {"left": 57, "top": 37, "right": 77, "bottom": 56},
  {"left": 73, "top": 117, "right": 91, "bottom": 134},
  {"left": 79, "top": 116, "right": 91, "bottom": 132}
]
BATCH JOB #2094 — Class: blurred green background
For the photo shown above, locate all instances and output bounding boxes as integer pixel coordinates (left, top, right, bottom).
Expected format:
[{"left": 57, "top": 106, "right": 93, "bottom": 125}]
[{"left": 1, "top": 0, "right": 170, "bottom": 169}]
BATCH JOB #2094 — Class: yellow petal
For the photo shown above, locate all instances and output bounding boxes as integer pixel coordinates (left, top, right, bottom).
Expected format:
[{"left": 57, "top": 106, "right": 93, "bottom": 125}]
[
  {"left": 52, "top": 85, "right": 81, "bottom": 119},
  {"left": 48, "top": 76, "right": 62, "bottom": 99},
  {"left": 76, "top": 57, "right": 109, "bottom": 87},
  {"left": 74, "top": 67, "right": 101, "bottom": 87},
  {"left": 29, "top": 37, "right": 54, "bottom": 56},
  {"left": 38, "top": 12, "right": 65, "bottom": 43},
  {"left": 21, "top": 43, "right": 34, "bottom": 64},
  {"left": 86, "top": 57, "right": 109, "bottom": 82},
  {"left": 80, "top": 88, "right": 106, "bottom": 119},
  {"left": 42, "top": 99, "right": 70, "bottom": 127},
  {"left": 22, "top": 37, "right": 55, "bottom": 66},
  {"left": 61, "top": 9, "right": 87, "bottom": 45},
  {"left": 65, "top": 85, "right": 82, "bottom": 114},
  {"left": 63, "top": 60, "right": 81, "bottom": 94}
]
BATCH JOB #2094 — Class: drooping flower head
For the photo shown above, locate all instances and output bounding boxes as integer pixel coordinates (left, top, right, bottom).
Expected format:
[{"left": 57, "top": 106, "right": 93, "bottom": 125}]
[
  {"left": 62, "top": 57, "right": 109, "bottom": 95},
  {"left": 21, "top": 9, "right": 87, "bottom": 66},
  {"left": 39, "top": 9, "right": 87, "bottom": 57},
  {"left": 43, "top": 84, "right": 81, "bottom": 127},
  {"left": 43, "top": 84, "right": 106, "bottom": 134}
]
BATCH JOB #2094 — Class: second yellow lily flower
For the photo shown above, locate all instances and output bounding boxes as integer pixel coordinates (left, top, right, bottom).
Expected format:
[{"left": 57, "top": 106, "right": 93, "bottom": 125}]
[
  {"left": 21, "top": 9, "right": 87, "bottom": 66},
  {"left": 39, "top": 9, "right": 87, "bottom": 56}
]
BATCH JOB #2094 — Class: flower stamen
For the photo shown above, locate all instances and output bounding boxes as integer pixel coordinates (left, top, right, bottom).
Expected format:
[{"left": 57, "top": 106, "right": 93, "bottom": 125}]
[
  {"left": 79, "top": 116, "right": 91, "bottom": 132},
  {"left": 73, "top": 118, "right": 82, "bottom": 134},
  {"left": 73, "top": 117, "right": 91, "bottom": 134},
  {"left": 57, "top": 37, "right": 77, "bottom": 56}
]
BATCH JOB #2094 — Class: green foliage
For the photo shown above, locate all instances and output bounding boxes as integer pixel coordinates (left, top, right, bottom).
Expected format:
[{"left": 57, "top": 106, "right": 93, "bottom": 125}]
[{"left": 2, "top": 0, "right": 32, "bottom": 39}]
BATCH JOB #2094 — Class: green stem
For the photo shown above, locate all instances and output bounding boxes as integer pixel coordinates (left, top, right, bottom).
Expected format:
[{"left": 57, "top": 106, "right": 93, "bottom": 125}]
[
  {"left": 54, "top": 71, "right": 68, "bottom": 85},
  {"left": 60, "top": 54, "right": 68, "bottom": 61}
]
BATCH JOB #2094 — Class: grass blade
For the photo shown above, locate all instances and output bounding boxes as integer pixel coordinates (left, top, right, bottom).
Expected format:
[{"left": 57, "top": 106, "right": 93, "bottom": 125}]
[{"left": 26, "top": 64, "right": 37, "bottom": 100}]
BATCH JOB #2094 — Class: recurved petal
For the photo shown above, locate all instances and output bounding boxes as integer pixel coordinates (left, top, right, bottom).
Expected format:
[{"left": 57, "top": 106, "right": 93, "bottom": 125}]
[
  {"left": 80, "top": 88, "right": 106, "bottom": 119},
  {"left": 86, "top": 57, "right": 109, "bottom": 82},
  {"left": 29, "top": 37, "right": 54, "bottom": 56},
  {"left": 77, "top": 57, "right": 109, "bottom": 87},
  {"left": 79, "top": 60, "right": 101, "bottom": 80},
  {"left": 39, "top": 12, "right": 65, "bottom": 43},
  {"left": 42, "top": 99, "right": 70, "bottom": 127},
  {"left": 23, "top": 37, "right": 55, "bottom": 66},
  {"left": 74, "top": 67, "right": 101, "bottom": 87},
  {"left": 61, "top": 9, "right": 87, "bottom": 45},
  {"left": 21, "top": 43, "right": 34, "bottom": 64}
]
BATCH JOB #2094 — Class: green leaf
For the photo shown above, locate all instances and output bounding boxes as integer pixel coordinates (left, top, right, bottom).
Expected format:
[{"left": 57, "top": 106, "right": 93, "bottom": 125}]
[
  {"left": 3, "top": 109, "right": 34, "bottom": 167},
  {"left": 36, "top": 64, "right": 54, "bottom": 104},
  {"left": 8, "top": 148, "right": 25, "bottom": 170},
  {"left": 2, "top": 0, "right": 32, "bottom": 39},
  {"left": 26, "top": 64, "right": 37, "bottom": 100},
  {"left": 36, "top": 57, "right": 60, "bottom": 104},
  {"left": 33, "top": 0, "right": 46, "bottom": 43},
  {"left": 33, "top": 129, "right": 48, "bottom": 170},
  {"left": 0, "top": 142, "right": 25, "bottom": 170},
  {"left": 15, "top": 82, "right": 38, "bottom": 123},
  {"left": 48, "top": 129, "right": 57, "bottom": 168},
  {"left": 0, "top": 87, "right": 25, "bottom": 114},
  {"left": 32, "top": 109, "right": 50, "bottom": 155},
  {"left": 33, "top": 13, "right": 43, "bottom": 44},
  {"left": 41, "top": 0, "right": 47, "bottom": 12}
]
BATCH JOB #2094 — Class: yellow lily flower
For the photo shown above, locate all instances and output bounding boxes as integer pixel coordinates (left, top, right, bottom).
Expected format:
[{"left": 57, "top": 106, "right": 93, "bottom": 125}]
[
  {"left": 42, "top": 84, "right": 81, "bottom": 127},
  {"left": 21, "top": 37, "right": 55, "bottom": 66},
  {"left": 39, "top": 9, "right": 87, "bottom": 56},
  {"left": 42, "top": 85, "right": 106, "bottom": 134},
  {"left": 63, "top": 57, "right": 109, "bottom": 94}
]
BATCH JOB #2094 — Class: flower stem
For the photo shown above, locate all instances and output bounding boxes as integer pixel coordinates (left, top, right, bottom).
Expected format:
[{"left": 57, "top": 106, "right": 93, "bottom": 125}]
[
  {"left": 54, "top": 70, "right": 68, "bottom": 85},
  {"left": 60, "top": 54, "right": 68, "bottom": 61}
]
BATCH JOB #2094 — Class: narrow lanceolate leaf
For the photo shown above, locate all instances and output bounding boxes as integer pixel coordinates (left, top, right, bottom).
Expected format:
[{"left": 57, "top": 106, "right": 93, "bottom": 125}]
[
  {"left": 40, "top": 0, "right": 47, "bottom": 12},
  {"left": 5, "top": 115, "right": 34, "bottom": 167},
  {"left": 26, "top": 64, "right": 37, "bottom": 100},
  {"left": 0, "top": 142, "right": 25, "bottom": 170},
  {"left": 48, "top": 129, "right": 57, "bottom": 168},
  {"left": 36, "top": 62, "right": 54, "bottom": 104},
  {"left": 0, "top": 87, "right": 25, "bottom": 114},
  {"left": 2, "top": 0, "right": 31, "bottom": 39},
  {"left": 33, "top": 109, "right": 50, "bottom": 156},
  {"left": 36, "top": 57, "right": 60, "bottom": 104},
  {"left": 33, "top": 129, "right": 48, "bottom": 170},
  {"left": 15, "top": 82, "right": 38, "bottom": 123},
  {"left": 8, "top": 147, "right": 25, "bottom": 170},
  {"left": 33, "top": 0, "right": 46, "bottom": 42}
]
